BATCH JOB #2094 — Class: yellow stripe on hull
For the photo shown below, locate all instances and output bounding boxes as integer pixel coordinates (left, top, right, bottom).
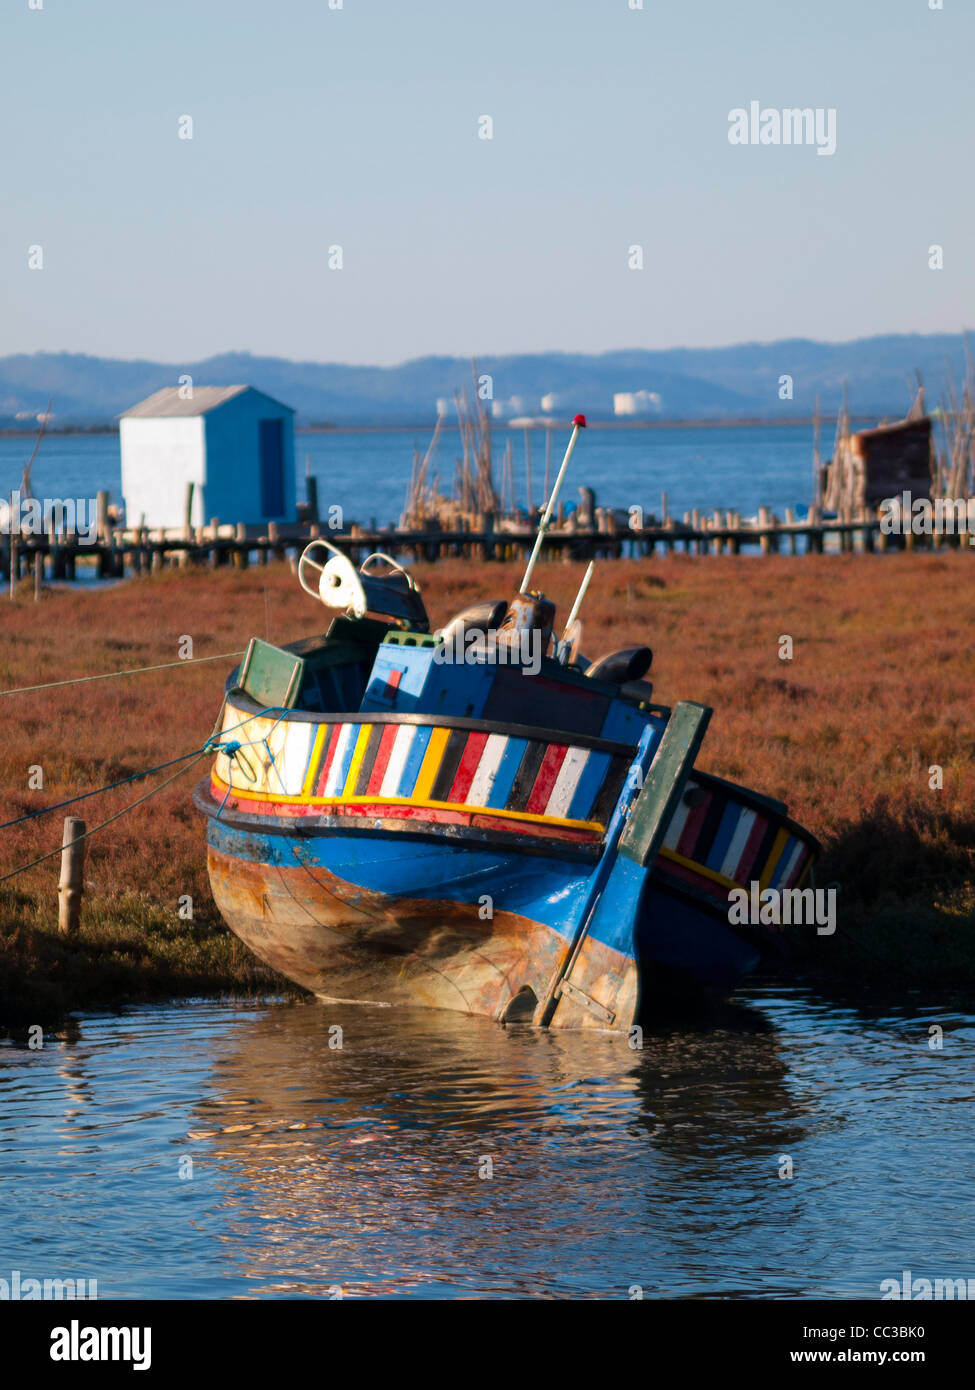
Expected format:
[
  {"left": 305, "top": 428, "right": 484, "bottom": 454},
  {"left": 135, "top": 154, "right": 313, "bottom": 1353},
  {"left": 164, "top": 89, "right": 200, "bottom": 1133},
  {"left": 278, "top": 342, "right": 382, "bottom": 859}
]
[
  {"left": 658, "top": 846, "right": 737, "bottom": 889},
  {"left": 412, "top": 726, "right": 451, "bottom": 803},
  {"left": 302, "top": 725, "right": 327, "bottom": 796},
  {"left": 343, "top": 723, "right": 374, "bottom": 798},
  {"left": 759, "top": 827, "right": 790, "bottom": 892},
  {"left": 209, "top": 773, "right": 604, "bottom": 834}
]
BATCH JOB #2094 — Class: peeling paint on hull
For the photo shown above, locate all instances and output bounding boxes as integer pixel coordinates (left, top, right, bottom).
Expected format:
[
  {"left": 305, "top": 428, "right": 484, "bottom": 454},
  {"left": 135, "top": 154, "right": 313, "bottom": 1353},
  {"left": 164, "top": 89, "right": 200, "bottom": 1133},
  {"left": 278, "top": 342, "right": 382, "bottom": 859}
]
[
  {"left": 207, "top": 841, "right": 634, "bottom": 1027},
  {"left": 197, "top": 688, "right": 819, "bottom": 1028}
]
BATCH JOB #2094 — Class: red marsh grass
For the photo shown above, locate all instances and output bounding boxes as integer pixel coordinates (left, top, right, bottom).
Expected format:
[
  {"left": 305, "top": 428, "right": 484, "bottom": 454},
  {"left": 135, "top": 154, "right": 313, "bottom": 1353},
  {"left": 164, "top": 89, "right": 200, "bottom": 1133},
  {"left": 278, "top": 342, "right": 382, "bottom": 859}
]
[{"left": 1, "top": 551, "right": 973, "bottom": 1024}]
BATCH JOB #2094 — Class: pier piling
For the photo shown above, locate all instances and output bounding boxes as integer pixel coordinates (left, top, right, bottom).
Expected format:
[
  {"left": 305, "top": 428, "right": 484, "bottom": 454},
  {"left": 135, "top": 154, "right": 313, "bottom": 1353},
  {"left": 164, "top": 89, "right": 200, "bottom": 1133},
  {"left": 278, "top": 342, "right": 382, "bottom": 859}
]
[{"left": 0, "top": 498, "right": 958, "bottom": 587}]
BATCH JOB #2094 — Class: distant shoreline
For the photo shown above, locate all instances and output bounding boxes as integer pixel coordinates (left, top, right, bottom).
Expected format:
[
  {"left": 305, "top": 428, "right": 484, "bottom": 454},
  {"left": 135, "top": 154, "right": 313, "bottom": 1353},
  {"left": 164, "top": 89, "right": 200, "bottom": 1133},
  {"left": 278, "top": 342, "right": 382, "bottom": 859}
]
[{"left": 0, "top": 415, "right": 869, "bottom": 440}]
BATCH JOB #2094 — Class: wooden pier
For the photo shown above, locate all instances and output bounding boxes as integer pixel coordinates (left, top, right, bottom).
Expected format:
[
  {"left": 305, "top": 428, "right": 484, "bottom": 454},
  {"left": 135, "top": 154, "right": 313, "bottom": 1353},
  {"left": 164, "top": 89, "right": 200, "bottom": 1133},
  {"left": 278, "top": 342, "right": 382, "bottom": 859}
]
[{"left": 1, "top": 502, "right": 960, "bottom": 593}]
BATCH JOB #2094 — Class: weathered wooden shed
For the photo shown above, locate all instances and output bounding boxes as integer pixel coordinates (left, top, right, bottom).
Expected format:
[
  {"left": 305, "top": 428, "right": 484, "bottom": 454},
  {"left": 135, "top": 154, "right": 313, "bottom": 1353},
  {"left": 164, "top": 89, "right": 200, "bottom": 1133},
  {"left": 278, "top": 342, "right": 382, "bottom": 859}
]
[
  {"left": 823, "top": 411, "right": 933, "bottom": 514},
  {"left": 119, "top": 385, "right": 295, "bottom": 529}
]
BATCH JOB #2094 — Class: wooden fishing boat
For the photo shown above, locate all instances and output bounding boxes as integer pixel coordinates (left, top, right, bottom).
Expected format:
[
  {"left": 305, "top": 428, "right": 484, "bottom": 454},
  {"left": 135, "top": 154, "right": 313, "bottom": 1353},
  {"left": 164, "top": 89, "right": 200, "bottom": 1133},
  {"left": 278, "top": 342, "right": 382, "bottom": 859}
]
[{"left": 195, "top": 418, "right": 819, "bottom": 1030}]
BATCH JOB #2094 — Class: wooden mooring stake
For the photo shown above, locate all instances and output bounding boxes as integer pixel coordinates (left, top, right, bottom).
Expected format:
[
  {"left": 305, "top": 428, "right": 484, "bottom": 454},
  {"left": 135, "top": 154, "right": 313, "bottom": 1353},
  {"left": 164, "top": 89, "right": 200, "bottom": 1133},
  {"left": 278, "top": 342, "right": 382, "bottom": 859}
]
[{"left": 57, "top": 816, "right": 86, "bottom": 935}]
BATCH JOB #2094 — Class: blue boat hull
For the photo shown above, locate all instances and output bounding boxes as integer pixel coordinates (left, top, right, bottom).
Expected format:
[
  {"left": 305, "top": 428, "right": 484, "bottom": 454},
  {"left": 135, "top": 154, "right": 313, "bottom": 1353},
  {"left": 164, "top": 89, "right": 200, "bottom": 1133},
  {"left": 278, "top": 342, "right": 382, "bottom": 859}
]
[{"left": 204, "top": 810, "right": 766, "bottom": 1026}]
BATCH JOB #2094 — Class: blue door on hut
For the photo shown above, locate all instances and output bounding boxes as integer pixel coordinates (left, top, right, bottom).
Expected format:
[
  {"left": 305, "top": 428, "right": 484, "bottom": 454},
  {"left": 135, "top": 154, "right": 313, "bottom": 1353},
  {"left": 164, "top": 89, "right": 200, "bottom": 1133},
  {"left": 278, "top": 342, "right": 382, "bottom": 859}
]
[{"left": 258, "top": 418, "right": 285, "bottom": 518}]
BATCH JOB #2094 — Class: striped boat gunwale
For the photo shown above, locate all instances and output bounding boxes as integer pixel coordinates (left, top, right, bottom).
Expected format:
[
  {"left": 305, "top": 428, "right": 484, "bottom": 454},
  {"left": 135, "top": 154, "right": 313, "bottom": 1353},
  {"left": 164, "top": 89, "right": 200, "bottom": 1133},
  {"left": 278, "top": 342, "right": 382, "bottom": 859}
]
[
  {"left": 207, "top": 771, "right": 606, "bottom": 835},
  {"left": 666, "top": 771, "right": 820, "bottom": 872},
  {"left": 655, "top": 862, "right": 783, "bottom": 929},
  {"left": 658, "top": 846, "right": 741, "bottom": 891},
  {"left": 655, "top": 843, "right": 815, "bottom": 917},
  {"left": 221, "top": 686, "right": 642, "bottom": 759},
  {"left": 212, "top": 705, "right": 639, "bottom": 839},
  {"left": 659, "top": 844, "right": 813, "bottom": 889},
  {"left": 214, "top": 698, "right": 819, "bottom": 883},
  {"left": 193, "top": 779, "right": 604, "bottom": 862},
  {"left": 661, "top": 766, "right": 818, "bottom": 902},
  {"left": 687, "top": 768, "right": 822, "bottom": 856}
]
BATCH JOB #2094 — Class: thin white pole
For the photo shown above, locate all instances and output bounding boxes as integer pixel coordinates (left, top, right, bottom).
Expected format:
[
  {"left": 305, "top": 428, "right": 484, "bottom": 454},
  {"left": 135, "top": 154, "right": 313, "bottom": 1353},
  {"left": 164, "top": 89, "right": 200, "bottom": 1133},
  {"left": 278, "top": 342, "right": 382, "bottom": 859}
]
[
  {"left": 520, "top": 415, "right": 586, "bottom": 593},
  {"left": 562, "top": 560, "right": 595, "bottom": 639}
]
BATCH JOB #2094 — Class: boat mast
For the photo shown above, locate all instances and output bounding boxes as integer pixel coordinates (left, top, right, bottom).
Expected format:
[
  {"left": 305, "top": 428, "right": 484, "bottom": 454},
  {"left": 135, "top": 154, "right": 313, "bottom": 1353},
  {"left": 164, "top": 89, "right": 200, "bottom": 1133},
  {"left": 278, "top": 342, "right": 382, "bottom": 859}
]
[{"left": 519, "top": 414, "right": 586, "bottom": 594}]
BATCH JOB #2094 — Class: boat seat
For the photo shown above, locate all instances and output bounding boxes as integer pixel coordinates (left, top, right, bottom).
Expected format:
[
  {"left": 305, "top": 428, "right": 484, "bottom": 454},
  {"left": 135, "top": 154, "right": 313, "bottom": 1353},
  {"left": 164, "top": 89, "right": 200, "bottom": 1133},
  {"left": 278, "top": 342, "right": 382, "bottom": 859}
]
[
  {"left": 438, "top": 599, "right": 509, "bottom": 646},
  {"left": 584, "top": 645, "right": 653, "bottom": 684}
]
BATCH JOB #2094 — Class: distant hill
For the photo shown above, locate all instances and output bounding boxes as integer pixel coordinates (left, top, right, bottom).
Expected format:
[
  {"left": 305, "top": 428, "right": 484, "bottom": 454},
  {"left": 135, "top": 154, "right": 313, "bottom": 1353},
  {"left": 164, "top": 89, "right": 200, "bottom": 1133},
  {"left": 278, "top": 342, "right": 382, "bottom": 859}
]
[{"left": 0, "top": 334, "right": 969, "bottom": 428}]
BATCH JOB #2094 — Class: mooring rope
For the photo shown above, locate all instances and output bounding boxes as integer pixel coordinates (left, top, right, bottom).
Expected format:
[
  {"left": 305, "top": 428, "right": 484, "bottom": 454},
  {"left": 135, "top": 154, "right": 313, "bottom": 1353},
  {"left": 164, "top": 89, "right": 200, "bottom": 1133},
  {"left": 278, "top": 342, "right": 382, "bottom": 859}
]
[
  {"left": 0, "top": 650, "right": 247, "bottom": 698},
  {"left": 0, "top": 754, "right": 211, "bottom": 885},
  {"left": 0, "top": 749, "right": 210, "bottom": 833},
  {"left": 0, "top": 705, "right": 285, "bottom": 835},
  {"left": 0, "top": 704, "right": 287, "bottom": 884}
]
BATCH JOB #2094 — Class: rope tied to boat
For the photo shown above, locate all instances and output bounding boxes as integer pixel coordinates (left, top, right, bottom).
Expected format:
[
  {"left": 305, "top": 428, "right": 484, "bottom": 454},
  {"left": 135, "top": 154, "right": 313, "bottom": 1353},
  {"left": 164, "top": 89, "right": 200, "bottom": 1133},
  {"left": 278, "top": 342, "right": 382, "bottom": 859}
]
[
  {"left": 206, "top": 710, "right": 292, "bottom": 818},
  {"left": 0, "top": 705, "right": 286, "bottom": 884},
  {"left": 0, "top": 754, "right": 210, "bottom": 886},
  {"left": 0, "top": 650, "right": 248, "bottom": 699},
  {"left": 208, "top": 738, "right": 241, "bottom": 757},
  {"left": 0, "top": 748, "right": 210, "bottom": 834}
]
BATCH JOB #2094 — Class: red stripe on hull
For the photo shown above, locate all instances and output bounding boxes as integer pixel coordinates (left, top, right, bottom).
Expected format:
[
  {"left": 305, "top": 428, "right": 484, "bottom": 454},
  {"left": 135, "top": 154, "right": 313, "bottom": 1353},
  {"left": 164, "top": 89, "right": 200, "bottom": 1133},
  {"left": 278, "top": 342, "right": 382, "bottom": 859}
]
[
  {"left": 526, "top": 743, "right": 568, "bottom": 815},
  {"left": 342, "top": 802, "right": 469, "bottom": 826},
  {"left": 735, "top": 814, "right": 770, "bottom": 883},
  {"left": 209, "top": 783, "right": 601, "bottom": 844},
  {"left": 314, "top": 725, "right": 339, "bottom": 797},
  {"left": 447, "top": 731, "right": 489, "bottom": 804},
  {"left": 470, "top": 811, "right": 596, "bottom": 844},
  {"left": 676, "top": 792, "right": 711, "bottom": 857},
  {"left": 366, "top": 724, "right": 399, "bottom": 796},
  {"left": 657, "top": 856, "right": 729, "bottom": 908}
]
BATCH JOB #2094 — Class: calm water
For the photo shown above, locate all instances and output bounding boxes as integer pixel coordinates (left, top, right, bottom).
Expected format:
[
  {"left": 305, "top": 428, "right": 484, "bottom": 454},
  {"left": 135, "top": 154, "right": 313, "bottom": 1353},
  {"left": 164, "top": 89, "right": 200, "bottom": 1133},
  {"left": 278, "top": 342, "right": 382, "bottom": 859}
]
[
  {"left": 2, "top": 988, "right": 972, "bottom": 1299},
  {"left": 0, "top": 425, "right": 817, "bottom": 528}
]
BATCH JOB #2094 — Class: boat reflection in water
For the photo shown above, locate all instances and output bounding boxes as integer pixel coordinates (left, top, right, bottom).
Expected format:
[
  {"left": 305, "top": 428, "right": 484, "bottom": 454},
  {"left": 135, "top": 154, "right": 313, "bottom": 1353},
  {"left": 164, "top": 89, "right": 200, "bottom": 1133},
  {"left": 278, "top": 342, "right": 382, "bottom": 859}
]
[{"left": 188, "top": 999, "right": 810, "bottom": 1298}]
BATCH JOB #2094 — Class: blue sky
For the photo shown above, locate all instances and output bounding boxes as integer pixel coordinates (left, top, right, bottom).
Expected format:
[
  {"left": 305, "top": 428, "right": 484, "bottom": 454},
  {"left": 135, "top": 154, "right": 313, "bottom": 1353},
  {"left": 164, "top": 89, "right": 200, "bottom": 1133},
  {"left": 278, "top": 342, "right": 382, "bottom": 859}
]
[{"left": 1, "top": 0, "right": 972, "bottom": 364}]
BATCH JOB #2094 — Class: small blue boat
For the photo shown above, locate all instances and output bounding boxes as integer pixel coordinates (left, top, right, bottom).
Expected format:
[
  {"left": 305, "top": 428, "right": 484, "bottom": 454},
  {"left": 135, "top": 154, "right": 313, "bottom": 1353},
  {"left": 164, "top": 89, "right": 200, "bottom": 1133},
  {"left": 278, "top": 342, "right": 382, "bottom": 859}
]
[{"left": 195, "top": 419, "right": 819, "bottom": 1030}]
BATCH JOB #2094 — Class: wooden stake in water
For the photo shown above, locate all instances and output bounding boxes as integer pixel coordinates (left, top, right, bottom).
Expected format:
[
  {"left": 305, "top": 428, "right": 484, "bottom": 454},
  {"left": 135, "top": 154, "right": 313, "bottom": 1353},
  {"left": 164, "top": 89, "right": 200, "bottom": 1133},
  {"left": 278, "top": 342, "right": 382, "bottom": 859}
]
[
  {"left": 58, "top": 817, "right": 86, "bottom": 935},
  {"left": 520, "top": 415, "right": 586, "bottom": 593}
]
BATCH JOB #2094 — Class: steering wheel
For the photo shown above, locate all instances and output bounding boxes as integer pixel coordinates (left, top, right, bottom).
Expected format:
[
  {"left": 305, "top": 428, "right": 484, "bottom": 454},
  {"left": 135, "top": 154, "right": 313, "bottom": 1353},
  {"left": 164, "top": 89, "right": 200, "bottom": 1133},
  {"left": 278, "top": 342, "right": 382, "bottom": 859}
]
[
  {"left": 297, "top": 539, "right": 347, "bottom": 601},
  {"left": 359, "top": 552, "right": 421, "bottom": 591}
]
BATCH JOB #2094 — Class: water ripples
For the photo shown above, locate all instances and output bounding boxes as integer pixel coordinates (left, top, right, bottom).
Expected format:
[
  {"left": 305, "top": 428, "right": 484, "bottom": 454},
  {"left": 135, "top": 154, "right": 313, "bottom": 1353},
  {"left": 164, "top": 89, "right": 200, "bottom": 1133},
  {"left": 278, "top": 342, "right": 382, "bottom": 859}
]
[{"left": 1, "top": 986, "right": 973, "bottom": 1298}]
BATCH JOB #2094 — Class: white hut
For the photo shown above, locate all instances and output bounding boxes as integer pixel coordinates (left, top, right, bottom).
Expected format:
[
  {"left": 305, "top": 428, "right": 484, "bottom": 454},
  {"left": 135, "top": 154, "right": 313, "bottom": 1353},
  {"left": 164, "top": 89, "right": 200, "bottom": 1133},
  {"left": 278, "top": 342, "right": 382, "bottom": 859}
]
[{"left": 119, "top": 385, "right": 295, "bottom": 529}]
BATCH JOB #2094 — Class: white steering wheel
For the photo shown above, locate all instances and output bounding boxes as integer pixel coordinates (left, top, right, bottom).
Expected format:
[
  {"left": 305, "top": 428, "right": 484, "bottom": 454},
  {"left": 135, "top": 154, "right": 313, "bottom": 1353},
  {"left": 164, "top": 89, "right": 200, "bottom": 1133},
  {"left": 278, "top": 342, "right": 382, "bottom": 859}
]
[
  {"left": 297, "top": 542, "right": 421, "bottom": 617},
  {"left": 296, "top": 539, "right": 365, "bottom": 614},
  {"left": 298, "top": 539, "right": 339, "bottom": 597},
  {"left": 359, "top": 552, "right": 420, "bottom": 591}
]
